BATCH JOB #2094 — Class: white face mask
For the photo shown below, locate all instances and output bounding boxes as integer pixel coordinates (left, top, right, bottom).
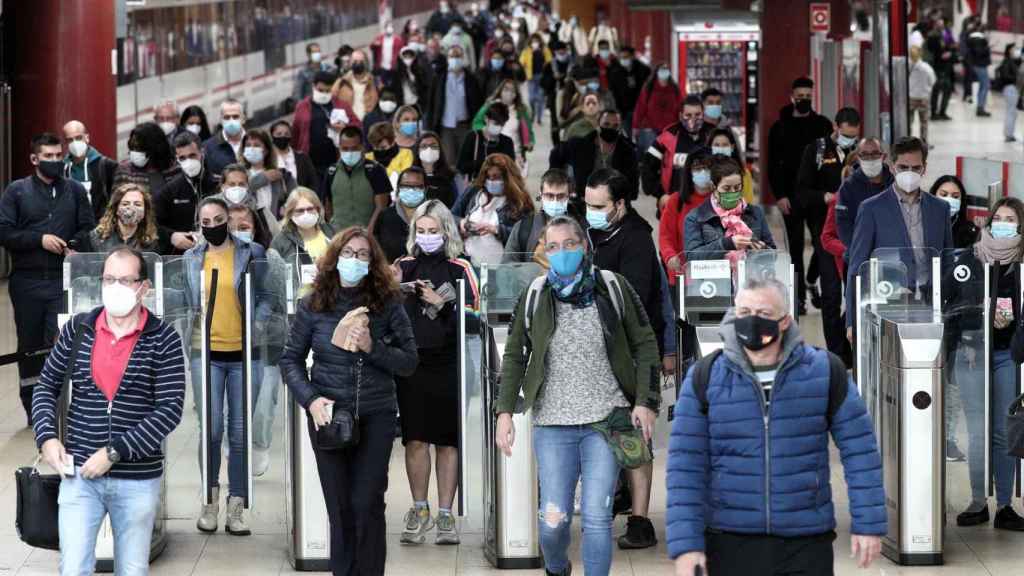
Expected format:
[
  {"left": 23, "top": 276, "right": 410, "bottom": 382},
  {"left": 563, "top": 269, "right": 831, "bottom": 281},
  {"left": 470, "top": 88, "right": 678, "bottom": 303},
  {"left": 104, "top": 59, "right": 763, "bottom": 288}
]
[
  {"left": 185, "top": 124, "right": 202, "bottom": 136},
  {"left": 379, "top": 100, "right": 398, "bottom": 114},
  {"left": 291, "top": 211, "right": 319, "bottom": 229},
  {"left": 312, "top": 89, "right": 332, "bottom": 105},
  {"left": 68, "top": 140, "right": 88, "bottom": 159},
  {"left": 158, "top": 122, "right": 176, "bottom": 136},
  {"left": 224, "top": 186, "right": 248, "bottom": 205},
  {"left": 102, "top": 282, "right": 140, "bottom": 318},
  {"left": 419, "top": 147, "right": 440, "bottom": 164},
  {"left": 895, "top": 170, "right": 922, "bottom": 192},
  {"left": 129, "top": 151, "right": 149, "bottom": 168},
  {"left": 860, "top": 158, "right": 883, "bottom": 178},
  {"left": 311, "top": 51, "right": 323, "bottom": 63},
  {"left": 179, "top": 158, "right": 202, "bottom": 178}
]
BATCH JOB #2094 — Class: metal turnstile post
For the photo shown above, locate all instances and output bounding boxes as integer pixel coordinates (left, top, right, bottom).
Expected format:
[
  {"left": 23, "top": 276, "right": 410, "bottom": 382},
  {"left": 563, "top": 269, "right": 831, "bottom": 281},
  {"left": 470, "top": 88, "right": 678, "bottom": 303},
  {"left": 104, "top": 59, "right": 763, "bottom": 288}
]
[{"left": 285, "top": 380, "right": 330, "bottom": 571}]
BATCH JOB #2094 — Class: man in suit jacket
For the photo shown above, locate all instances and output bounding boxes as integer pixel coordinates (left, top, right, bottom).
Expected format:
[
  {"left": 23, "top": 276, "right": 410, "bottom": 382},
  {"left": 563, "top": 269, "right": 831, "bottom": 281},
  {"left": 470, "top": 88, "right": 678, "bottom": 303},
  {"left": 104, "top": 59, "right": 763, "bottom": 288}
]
[{"left": 845, "top": 136, "right": 953, "bottom": 340}]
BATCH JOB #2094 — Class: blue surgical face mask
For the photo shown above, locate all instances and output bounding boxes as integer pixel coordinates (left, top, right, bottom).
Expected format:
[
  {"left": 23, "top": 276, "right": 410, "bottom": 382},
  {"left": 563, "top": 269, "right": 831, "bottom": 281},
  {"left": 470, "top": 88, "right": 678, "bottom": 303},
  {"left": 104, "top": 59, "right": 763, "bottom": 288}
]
[
  {"left": 337, "top": 257, "right": 370, "bottom": 284},
  {"left": 837, "top": 134, "right": 857, "bottom": 149},
  {"left": 231, "top": 230, "right": 253, "bottom": 243},
  {"left": 491, "top": 57, "right": 505, "bottom": 70},
  {"left": 992, "top": 220, "right": 1019, "bottom": 239},
  {"left": 704, "top": 104, "right": 722, "bottom": 120},
  {"left": 399, "top": 121, "right": 419, "bottom": 137},
  {"left": 542, "top": 199, "right": 568, "bottom": 218},
  {"left": 548, "top": 247, "right": 584, "bottom": 277},
  {"left": 586, "top": 81, "right": 600, "bottom": 93},
  {"left": 691, "top": 169, "right": 712, "bottom": 188},
  {"left": 941, "top": 195, "right": 961, "bottom": 217},
  {"left": 485, "top": 179, "right": 505, "bottom": 195},
  {"left": 657, "top": 69, "right": 671, "bottom": 82},
  {"left": 340, "top": 150, "right": 362, "bottom": 167},
  {"left": 223, "top": 119, "right": 243, "bottom": 137},
  {"left": 586, "top": 208, "right": 611, "bottom": 230},
  {"left": 711, "top": 145, "right": 733, "bottom": 157},
  {"left": 398, "top": 186, "right": 426, "bottom": 207}
]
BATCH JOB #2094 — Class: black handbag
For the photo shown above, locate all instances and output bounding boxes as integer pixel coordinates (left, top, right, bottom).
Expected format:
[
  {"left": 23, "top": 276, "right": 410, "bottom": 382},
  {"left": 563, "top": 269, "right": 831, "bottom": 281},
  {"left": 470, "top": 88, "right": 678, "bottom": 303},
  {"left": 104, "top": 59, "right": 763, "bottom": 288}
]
[
  {"left": 316, "top": 359, "right": 362, "bottom": 451},
  {"left": 15, "top": 459, "right": 61, "bottom": 550},
  {"left": 1008, "top": 392, "right": 1024, "bottom": 458}
]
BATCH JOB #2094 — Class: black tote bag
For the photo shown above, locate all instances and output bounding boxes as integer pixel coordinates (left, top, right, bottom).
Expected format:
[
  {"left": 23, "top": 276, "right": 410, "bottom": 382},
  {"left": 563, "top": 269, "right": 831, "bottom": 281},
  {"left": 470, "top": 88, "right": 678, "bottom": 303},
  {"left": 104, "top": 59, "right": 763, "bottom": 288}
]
[{"left": 14, "top": 462, "right": 61, "bottom": 550}]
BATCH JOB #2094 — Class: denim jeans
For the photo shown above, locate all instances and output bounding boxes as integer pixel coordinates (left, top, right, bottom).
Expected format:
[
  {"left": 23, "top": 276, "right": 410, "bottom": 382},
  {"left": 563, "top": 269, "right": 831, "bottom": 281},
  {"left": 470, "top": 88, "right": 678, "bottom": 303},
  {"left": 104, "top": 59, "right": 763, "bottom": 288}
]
[
  {"left": 973, "top": 65, "right": 991, "bottom": 111},
  {"left": 253, "top": 364, "right": 281, "bottom": 451},
  {"left": 58, "top": 472, "right": 161, "bottom": 576},
  {"left": 963, "top": 348, "right": 1017, "bottom": 506},
  {"left": 1005, "top": 85, "right": 1019, "bottom": 139},
  {"left": 528, "top": 77, "right": 545, "bottom": 125},
  {"left": 191, "top": 357, "right": 256, "bottom": 497},
  {"left": 534, "top": 424, "right": 619, "bottom": 576}
]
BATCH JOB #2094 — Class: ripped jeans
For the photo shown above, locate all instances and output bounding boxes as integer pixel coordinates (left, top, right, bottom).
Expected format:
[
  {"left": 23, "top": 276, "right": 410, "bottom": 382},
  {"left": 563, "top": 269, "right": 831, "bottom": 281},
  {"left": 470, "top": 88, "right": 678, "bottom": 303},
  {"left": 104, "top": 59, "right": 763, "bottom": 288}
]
[{"left": 534, "top": 424, "right": 620, "bottom": 576}]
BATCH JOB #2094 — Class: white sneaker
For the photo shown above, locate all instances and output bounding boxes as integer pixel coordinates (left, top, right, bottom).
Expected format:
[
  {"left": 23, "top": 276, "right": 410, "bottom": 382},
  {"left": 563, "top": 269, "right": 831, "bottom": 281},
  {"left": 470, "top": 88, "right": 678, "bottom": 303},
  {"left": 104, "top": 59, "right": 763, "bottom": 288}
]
[
  {"left": 225, "top": 495, "right": 251, "bottom": 536},
  {"left": 253, "top": 449, "right": 270, "bottom": 477},
  {"left": 196, "top": 487, "right": 220, "bottom": 533},
  {"left": 401, "top": 507, "right": 435, "bottom": 544}
]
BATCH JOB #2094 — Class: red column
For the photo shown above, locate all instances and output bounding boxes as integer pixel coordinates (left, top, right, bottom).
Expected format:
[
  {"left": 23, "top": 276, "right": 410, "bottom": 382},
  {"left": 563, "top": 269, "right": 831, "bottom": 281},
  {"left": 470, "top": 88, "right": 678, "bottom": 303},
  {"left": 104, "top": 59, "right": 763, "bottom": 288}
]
[
  {"left": 8, "top": 0, "right": 116, "bottom": 177},
  {"left": 758, "top": 0, "right": 812, "bottom": 202}
]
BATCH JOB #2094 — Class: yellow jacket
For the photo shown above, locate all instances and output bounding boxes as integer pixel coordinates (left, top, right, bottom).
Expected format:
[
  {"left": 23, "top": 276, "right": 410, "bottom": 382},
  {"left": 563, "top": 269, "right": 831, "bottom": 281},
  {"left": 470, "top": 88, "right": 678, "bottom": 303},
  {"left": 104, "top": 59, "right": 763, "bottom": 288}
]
[
  {"left": 519, "top": 46, "right": 553, "bottom": 81},
  {"left": 365, "top": 147, "right": 414, "bottom": 186}
]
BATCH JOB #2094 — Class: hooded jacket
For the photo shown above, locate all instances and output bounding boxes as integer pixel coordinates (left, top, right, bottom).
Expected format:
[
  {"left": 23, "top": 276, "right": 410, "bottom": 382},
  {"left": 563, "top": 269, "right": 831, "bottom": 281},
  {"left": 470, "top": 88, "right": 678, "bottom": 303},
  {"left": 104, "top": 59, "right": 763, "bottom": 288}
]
[{"left": 665, "top": 312, "right": 886, "bottom": 558}]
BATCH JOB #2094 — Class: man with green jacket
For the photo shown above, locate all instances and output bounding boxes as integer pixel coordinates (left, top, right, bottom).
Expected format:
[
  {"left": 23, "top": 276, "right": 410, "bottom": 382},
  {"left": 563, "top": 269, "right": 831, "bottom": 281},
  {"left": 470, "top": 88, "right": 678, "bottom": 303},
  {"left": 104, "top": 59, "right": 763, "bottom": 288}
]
[{"left": 494, "top": 215, "right": 660, "bottom": 576}]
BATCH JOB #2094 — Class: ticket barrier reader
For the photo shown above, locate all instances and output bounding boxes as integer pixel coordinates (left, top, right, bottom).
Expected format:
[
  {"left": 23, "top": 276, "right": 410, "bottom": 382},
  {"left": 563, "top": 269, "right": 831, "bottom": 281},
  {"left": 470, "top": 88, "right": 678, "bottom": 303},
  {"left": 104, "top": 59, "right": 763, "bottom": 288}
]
[
  {"left": 855, "top": 248, "right": 981, "bottom": 566},
  {"left": 59, "top": 253, "right": 166, "bottom": 572},
  {"left": 481, "top": 259, "right": 544, "bottom": 569}
]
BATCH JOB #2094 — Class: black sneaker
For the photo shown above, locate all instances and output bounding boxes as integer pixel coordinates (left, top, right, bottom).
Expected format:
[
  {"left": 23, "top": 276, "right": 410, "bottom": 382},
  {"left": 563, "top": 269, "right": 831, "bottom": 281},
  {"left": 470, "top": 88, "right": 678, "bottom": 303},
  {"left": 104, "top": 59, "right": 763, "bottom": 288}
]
[
  {"left": 809, "top": 284, "right": 822, "bottom": 309},
  {"left": 995, "top": 506, "right": 1024, "bottom": 531},
  {"left": 618, "top": 515, "right": 658, "bottom": 549},
  {"left": 946, "top": 441, "right": 966, "bottom": 462},
  {"left": 546, "top": 561, "right": 572, "bottom": 576},
  {"left": 978, "top": 110, "right": 992, "bottom": 117},
  {"left": 956, "top": 505, "right": 989, "bottom": 526}
]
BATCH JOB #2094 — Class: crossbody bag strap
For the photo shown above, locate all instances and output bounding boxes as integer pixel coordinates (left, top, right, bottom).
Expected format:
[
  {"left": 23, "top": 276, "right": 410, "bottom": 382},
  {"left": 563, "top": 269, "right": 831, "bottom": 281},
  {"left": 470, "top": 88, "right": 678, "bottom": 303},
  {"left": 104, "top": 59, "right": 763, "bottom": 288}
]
[{"left": 355, "top": 357, "right": 362, "bottom": 416}]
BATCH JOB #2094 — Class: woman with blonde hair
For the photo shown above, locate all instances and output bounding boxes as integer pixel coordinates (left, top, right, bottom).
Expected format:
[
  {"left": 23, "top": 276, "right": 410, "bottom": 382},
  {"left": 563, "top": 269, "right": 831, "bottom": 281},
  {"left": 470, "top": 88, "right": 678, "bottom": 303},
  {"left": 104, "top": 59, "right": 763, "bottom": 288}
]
[
  {"left": 393, "top": 104, "right": 422, "bottom": 149},
  {"left": 270, "top": 187, "right": 335, "bottom": 291},
  {"left": 394, "top": 199, "right": 478, "bottom": 546},
  {"left": 451, "top": 153, "right": 534, "bottom": 265},
  {"left": 88, "top": 183, "right": 166, "bottom": 253}
]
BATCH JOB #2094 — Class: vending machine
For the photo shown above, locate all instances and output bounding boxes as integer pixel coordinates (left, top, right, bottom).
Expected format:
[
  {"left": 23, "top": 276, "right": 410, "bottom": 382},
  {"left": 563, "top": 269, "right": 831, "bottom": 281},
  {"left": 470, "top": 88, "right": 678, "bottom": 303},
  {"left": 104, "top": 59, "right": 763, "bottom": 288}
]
[{"left": 675, "top": 24, "right": 760, "bottom": 157}]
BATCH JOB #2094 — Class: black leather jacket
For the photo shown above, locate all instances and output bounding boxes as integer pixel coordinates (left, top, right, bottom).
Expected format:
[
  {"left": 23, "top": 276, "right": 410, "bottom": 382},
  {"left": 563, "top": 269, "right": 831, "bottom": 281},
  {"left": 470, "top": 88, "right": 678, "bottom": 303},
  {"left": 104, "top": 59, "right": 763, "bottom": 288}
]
[{"left": 280, "top": 290, "right": 418, "bottom": 416}]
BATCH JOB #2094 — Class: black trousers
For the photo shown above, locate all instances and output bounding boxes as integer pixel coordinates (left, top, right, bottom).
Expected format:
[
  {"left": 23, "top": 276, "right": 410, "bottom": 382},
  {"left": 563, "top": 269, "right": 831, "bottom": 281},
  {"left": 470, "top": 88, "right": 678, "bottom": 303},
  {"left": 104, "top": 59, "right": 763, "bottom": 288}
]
[
  {"left": 931, "top": 72, "right": 953, "bottom": 116},
  {"left": 309, "top": 410, "right": 396, "bottom": 576},
  {"left": 706, "top": 530, "right": 836, "bottom": 576},
  {"left": 782, "top": 209, "right": 807, "bottom": 308},
  {"left": 9, "top": 274, "right": 62, "bottom": 422},
  {"left": 818, "top": 250, "right": 852, "bottom": 366}
]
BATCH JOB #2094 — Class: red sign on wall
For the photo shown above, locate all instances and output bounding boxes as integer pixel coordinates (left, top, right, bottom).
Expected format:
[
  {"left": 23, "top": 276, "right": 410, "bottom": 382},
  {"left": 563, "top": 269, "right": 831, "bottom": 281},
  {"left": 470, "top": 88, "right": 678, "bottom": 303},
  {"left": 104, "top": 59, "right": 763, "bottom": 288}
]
[{"left": 810, "top": 3, "right": 831, "bottom": 33}]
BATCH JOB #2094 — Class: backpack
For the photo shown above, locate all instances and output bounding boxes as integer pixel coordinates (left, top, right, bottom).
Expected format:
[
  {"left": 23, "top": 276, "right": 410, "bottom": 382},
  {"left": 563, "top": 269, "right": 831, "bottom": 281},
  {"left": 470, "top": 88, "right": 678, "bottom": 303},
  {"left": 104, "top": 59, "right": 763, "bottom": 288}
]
[
  {"left": 523, "top": 269, "right": 624, "bottom": 332},
  {"left": 689, "top": 347, "right": 849, "bottom": 425}
]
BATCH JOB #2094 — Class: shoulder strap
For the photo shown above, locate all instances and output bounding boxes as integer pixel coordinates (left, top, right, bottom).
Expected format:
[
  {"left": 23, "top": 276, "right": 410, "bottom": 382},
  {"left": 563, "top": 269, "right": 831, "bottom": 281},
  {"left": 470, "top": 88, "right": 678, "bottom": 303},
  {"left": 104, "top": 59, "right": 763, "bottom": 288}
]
[
  {"left": 824, "top": 349, "right": 849, "bottom": 426},
  {"left": 691, "top": 349, "right": 723, "bottom": 415},
  {"left": 523, "top": 275, "right": 547, "bottom": 332},
  {"left": 598, "top": 269, "right": 624, "bottom": 320},
  {"left": 61, "top": 314, "right": 89, "bottom": 432}
]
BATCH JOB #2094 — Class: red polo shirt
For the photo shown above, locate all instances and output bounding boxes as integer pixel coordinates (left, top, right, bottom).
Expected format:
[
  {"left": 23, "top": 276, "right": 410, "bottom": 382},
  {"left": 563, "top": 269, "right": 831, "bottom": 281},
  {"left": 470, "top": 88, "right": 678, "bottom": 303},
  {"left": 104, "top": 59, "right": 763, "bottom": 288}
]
[{"left": 92, "top": 308, "right": 148, "bottom": 402}]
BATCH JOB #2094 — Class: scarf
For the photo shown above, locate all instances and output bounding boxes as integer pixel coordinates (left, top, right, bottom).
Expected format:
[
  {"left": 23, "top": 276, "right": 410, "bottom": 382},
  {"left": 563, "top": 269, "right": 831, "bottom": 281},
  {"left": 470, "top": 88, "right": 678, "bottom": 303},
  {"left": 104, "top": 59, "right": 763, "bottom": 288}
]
[
  {"left": 546, "top": 259, "right": 596, "bottom": 309},
  {"left": 974, "top": 227, "right": 1023, "bottom": 264},
  {"left": 710, "top": 195, "right": 753, "bottom": 263}
]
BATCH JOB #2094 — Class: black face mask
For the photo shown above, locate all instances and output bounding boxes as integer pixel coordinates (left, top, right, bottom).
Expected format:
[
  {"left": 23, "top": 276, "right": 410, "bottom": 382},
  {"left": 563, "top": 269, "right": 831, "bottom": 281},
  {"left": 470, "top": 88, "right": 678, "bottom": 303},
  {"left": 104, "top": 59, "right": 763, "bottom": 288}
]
[
  {"left": 37, "top": 160, "right": 64, "bottom": 180},
  {"left": 202, "top": 222, "right": 229, "bottom": 246},
  {"left": 599, "top": 127, "right": 620, "bottom": 143},
  {"left": 794, "top": 99, "right": 813, "bottom": 114},
  {"left": 734, "top": 315, "right": 782, "bottom": 351},
  {"left": 272, "top": 136, "right": 291, "bottom": 150},
  {"left": 351, "top": 62, "right": 367, "bottom": 75}
]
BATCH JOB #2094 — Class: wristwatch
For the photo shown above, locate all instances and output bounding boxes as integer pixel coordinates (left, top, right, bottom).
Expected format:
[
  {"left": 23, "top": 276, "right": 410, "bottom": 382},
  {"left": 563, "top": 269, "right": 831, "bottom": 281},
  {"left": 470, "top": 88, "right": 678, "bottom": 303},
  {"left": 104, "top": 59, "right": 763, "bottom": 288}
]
[{"left": 106, "top": 445, "right": 121, "bottom": 464}]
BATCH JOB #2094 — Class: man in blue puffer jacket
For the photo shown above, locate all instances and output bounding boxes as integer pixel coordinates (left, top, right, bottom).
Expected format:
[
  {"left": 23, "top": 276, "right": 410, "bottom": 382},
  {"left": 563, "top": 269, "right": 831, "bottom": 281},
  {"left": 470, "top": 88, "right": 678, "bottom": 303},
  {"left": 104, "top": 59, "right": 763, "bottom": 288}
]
[{"left": 666, "top": 278, "right": 886, "bottom": 575}]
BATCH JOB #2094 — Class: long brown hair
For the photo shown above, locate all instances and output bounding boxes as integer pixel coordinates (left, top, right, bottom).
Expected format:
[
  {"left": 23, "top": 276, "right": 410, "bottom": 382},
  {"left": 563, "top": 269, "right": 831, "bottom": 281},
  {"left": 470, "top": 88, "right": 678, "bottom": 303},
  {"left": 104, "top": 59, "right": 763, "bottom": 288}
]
[
  {"left": 471, "top": 153, "right": 534, "bottom": 219},
  {"left": 309, "top": 227, "right": 398, "bottom": 313},
  {"left": 95, "top": 183, "right": 159, "bottom": 247}
]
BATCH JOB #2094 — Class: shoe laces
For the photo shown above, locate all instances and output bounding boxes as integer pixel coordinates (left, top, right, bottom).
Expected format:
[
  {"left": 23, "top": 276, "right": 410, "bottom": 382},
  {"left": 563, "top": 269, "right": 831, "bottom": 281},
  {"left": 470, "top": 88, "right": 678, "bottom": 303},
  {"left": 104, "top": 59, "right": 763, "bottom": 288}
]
[
  {"left": 437, "top": 513, "right": 455, "bottom": 531},
  {"left": 228, "top": 499, "right": 245, "bottom": 522}
]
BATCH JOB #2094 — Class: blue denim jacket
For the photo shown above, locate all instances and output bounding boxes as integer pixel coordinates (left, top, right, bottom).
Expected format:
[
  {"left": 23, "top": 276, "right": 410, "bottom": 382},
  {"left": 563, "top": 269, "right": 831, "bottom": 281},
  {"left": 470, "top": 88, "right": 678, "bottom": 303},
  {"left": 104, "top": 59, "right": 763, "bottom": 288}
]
[{"left": 683, "top": 197, "right": 776, "bottom": 260}]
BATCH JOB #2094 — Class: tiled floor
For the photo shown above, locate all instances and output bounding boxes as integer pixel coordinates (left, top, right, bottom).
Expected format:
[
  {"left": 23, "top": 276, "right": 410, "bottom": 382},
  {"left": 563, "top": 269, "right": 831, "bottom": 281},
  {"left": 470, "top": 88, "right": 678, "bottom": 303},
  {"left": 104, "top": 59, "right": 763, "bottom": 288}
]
[{"left": 3, "top": 85, "right": 1024, "bottom": 575}]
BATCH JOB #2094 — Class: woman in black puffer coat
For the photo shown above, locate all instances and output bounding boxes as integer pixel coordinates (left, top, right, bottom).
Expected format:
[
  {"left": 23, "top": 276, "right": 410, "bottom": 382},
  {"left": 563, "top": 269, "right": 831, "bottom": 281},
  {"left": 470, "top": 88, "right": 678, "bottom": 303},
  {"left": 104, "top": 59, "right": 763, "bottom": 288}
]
[{"left": 280, "top": 226, "right": 418, "bottom": 576}]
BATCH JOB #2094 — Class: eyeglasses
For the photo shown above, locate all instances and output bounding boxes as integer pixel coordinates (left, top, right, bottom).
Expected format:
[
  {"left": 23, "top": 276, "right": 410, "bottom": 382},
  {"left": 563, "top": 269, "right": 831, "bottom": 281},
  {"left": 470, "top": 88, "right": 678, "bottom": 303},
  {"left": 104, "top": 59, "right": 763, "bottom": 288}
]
[
  {"left": 858, "top": 152, "right": 883, "bottom": 160},
  {"left": 101, "top": 275, "right": 142, "bottom": 287},
  {"left": 544, "top": 239, "right": 581, "bottom": 254},
  {"left": 341, "top": 248, "right": 372, "bottom": 261},
  {"left": 293, "top": 207, "right": 318, "bottom": 216}
]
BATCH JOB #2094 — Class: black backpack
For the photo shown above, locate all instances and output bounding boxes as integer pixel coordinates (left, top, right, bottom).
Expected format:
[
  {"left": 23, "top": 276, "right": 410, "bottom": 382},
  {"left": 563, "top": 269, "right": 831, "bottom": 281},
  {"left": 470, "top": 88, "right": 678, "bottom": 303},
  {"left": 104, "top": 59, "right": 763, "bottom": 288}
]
[{"left": 689, "top": 348, "right": 849, "bottom": 425}]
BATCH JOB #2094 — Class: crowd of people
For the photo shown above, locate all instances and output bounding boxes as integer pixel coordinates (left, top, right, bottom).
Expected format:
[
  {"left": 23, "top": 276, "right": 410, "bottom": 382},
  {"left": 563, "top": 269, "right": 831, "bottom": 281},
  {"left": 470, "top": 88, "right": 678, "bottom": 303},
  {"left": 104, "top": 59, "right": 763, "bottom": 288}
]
[{"left": 11, "top": 2, "right": 1024, "bottom": 576}]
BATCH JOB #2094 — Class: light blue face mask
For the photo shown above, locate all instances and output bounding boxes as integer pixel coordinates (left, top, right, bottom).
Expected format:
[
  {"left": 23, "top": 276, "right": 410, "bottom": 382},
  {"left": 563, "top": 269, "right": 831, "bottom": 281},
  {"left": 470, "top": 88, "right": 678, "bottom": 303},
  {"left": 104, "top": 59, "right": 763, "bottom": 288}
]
[
  {"left": 399, "top": 122, "right": 419, "bottom": 137},
  {"left": 337, "top": 257, "right": 370, "bottom": 284},
  {"left": 587, "top": 81, "right": 600, "bottom": 93},
  {"left": 485, "top": 179, "right": 505, "bottom": 195},
  {"left": 586, "top": 208, "right": 610, "bottom": 230},
  {"left": 837, "top": 134, "right": 858, "bottom": 149},
  {"left": 491, "top": 57, "right": 505, "bottom": 70},
  {"left": 711, "top": 145, "right": 733, "bottom": 157},
  {"left": 941, "top": 195, "right": 961, "bottom": 217},
  {"left": 704, "top": 104, "right": 722, "bottom": 120},
  {"left": 231, "top": 230, "right": 253, "bottom": 243},
  {"left": 992, "top": 220, "right": 1019, "bottom": 239},
  {"left": 691, "top": 169, "right": 712, "bottom": 188},
  {"left": 340, "top": 150, "right": 362, "bottom": 167},
  {"left": 542, "top": 200, "right": 568, "bottom": 218},
  {"left": 398, "top": 187, "right": 426, "bottom": 207},
  {"left": 548, "top": 248, "right": 584, "bottom": 277},
  {"left": 657, "top": 69, "right": 671, "bottom": 82},
  {"left": 223, "top": 119, "right": 243, "bottom": 137}
]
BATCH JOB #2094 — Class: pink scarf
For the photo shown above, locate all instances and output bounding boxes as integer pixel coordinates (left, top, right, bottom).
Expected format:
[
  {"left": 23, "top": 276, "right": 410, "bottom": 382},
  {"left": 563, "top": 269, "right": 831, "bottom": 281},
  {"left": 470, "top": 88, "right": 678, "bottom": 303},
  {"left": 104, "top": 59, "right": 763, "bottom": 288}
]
[{"left": 711, "top": 195, "right": 753, "bottom": 262}]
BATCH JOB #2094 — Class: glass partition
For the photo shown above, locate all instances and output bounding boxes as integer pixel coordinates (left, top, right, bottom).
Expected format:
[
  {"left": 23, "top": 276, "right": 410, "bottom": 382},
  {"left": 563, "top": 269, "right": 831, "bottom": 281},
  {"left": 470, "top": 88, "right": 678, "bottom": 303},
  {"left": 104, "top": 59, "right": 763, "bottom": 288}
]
[
  {"left": 868, "top": 247, "right": 940, "bottom": 311},
  {"left": 478, "top": 258, "right": 544, "bottom": 317},
  {"left": 64, "top": 252, "right": 161, "bottom": 317},
  {"left": 855, "top": 257, "right": 909, "bottom": 428}
]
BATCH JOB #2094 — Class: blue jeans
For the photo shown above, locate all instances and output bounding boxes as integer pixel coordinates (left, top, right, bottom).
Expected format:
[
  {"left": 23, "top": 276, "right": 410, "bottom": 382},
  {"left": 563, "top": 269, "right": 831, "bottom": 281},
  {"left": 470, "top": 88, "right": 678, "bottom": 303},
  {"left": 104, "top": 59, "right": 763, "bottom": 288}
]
[
  {"left": 191, "top": 358, "right": 249, "bottom": 497},
  {"left": 528, "top": 77, "right": 545, "bottom": 125},
  {"left": 253, "top": 364, "right": 281, "bottom": 451},
  {"left": 58, "top": 472, "right": 161, "bottom": 576},
  {"left": 534, "top": 425, "right": 619, "bottom": 576},
  {"left": 963, "top": 348, "right": 1017, "bottom": 506},
  {"left": 973, "top": 65, "right": 991, "bottom": 111}
]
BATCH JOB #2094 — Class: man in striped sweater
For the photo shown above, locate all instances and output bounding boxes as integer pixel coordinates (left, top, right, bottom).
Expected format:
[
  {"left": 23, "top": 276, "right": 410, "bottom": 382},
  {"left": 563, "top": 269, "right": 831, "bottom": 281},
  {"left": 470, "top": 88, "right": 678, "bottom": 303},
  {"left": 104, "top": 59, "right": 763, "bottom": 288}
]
[{"left": 33, "top": 246, "right": 186, "bottom": 576}]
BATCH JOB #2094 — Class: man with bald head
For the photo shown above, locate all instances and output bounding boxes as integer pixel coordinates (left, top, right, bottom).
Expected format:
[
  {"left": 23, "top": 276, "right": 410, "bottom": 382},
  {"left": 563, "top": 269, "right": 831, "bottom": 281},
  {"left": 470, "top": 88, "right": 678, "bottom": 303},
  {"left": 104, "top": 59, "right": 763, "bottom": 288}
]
[
  {"left": 62, "top": 120, "right": 117, "bottom": 221},
  {"left": 835, "top": 137, "right": 894, "bottom": 248}
]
